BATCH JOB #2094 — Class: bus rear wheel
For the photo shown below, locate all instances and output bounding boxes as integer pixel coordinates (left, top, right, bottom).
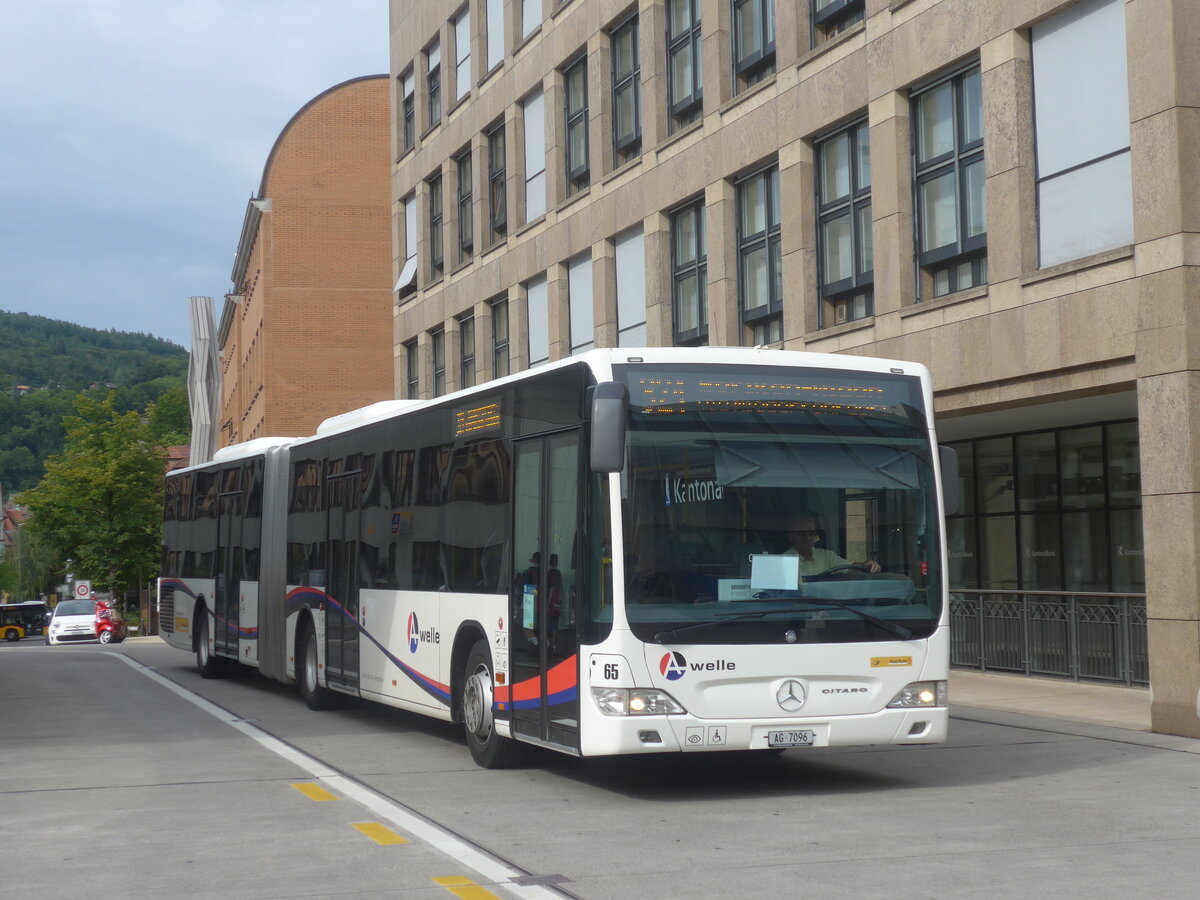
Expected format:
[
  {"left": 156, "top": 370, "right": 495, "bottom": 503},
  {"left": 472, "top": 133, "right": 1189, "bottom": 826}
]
[
  {"left": 299, "top": 625, "right": 335, "bottom": 710},
  {"left": 3, "top": 628, "right": 19, "bottom": 642},
  {"left": 462, "top": 639, "right": 526, "bottom": 769}
]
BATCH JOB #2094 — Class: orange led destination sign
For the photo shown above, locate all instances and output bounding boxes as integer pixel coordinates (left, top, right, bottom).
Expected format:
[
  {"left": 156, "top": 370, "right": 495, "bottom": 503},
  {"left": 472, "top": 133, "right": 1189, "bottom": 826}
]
[
  {"left": 455, "top": 402, "right": 502, "bottom": 437},
  {"left": 631, "top": 375, "right": 889, "bottom": 415}
]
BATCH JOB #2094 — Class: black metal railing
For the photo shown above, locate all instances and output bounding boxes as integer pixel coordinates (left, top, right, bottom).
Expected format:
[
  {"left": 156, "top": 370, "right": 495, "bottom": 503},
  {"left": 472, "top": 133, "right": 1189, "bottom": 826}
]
[{"left": 949, "top": 589, "right": 1148, "bottom": 686}]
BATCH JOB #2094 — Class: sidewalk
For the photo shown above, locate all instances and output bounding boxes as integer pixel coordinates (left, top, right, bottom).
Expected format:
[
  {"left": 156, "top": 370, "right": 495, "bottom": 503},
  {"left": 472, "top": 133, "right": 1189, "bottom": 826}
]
[{"left": 951, "top": 668, "right": 1151, "bottom": 731}]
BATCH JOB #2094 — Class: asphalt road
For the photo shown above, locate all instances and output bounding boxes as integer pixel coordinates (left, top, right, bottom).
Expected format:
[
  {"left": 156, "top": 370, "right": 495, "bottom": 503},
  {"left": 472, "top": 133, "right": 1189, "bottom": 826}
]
[{"left": 4, "top": 637, "right": 1200, "bottom": 900}]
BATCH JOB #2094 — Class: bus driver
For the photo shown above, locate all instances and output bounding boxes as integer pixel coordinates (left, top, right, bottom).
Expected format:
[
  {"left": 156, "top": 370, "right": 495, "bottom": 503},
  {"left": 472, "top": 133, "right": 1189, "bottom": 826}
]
[{"left": 784, "top": 510, "right": 881, "bottom": 576}]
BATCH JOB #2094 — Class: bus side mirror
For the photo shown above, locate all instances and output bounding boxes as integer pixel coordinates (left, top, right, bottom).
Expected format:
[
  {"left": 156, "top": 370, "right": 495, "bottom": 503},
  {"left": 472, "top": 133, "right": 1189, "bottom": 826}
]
[
  {"left": 939, "top": 445, "right": 960, "bottom": 516},
  {"left": 590, "top": 382, "right": 629, "bottom": 473}
]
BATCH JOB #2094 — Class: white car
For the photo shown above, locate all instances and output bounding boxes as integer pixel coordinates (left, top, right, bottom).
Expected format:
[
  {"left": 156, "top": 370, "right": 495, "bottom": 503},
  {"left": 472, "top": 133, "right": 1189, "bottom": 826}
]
[{"left": 46, "top": 599, "right": 98, "bottom": 645}]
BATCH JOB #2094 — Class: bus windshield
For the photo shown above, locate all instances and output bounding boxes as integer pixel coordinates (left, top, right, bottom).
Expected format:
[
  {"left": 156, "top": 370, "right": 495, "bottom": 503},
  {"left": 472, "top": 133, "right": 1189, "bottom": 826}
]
[{"left": 614, "top": 363, "right": 943, "bottom": 645}]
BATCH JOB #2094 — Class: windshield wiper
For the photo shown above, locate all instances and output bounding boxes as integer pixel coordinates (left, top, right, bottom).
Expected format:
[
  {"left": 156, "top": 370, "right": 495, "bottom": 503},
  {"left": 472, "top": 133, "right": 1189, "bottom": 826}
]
[
  {"left": 653, "top": 610, "right": 792, "bottom": 643},
  {"left": 810, "top": 600, "right": 913, "bottom": 640}
]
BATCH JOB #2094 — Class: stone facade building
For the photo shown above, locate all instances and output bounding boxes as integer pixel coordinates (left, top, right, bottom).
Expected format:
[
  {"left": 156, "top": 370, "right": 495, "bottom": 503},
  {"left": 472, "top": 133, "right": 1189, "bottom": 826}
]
[
  {"left": 218, "top": 75, "right": 395, "bottom": 446},
  {"left": 389, "top": 0, "right": 1200, "bottom": 737}
]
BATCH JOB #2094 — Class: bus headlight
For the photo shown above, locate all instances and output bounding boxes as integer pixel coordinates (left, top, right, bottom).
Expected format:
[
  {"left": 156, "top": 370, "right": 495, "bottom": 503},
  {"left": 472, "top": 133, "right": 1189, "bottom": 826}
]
[
  {"left": 591, "top": 687, "right": 686, "bottom": 716},
  {"left": 886, "top": 681, "right": 947, "bottom": 708}
]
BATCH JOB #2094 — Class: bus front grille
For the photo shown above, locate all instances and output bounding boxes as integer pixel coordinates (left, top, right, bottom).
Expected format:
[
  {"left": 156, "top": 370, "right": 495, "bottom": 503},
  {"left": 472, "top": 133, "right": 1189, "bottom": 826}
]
[{"left": 159, "top": 585, "right": 175, "bottom": 634}]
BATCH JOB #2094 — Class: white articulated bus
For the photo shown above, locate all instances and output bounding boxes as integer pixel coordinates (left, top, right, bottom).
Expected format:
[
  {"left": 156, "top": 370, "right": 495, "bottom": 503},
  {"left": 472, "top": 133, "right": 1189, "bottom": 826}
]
[{"left": 158, "top": 347, "right": 958, "bottom": 767}]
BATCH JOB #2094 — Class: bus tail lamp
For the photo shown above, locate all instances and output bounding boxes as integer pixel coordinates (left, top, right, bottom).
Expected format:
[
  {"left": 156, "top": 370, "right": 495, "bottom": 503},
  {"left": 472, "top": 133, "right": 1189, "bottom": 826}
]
[
  {"left": 886, "top": 681, "right": 948, "bottom": 709},
  {"left": 591, "top": 687, "right": 686, "bottom": 716}
]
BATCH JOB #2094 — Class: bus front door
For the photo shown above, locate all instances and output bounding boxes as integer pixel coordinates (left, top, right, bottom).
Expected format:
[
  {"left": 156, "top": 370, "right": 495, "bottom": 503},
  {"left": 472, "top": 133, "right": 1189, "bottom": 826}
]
[{"left": 510, "top": 433, "right": 581, "bottom": 752}]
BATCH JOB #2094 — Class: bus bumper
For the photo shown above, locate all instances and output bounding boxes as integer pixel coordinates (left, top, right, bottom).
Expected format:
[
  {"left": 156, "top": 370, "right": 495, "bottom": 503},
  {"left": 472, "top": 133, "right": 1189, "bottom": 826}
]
[{"left": 578, "top": 706, "right": 949, "bottom": 756}]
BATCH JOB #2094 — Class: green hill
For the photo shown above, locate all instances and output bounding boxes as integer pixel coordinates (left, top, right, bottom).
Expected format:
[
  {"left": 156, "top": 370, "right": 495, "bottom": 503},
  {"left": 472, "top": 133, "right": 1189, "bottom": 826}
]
[{"left": 0, "top": 310, "right": 190, "bottom": 494}]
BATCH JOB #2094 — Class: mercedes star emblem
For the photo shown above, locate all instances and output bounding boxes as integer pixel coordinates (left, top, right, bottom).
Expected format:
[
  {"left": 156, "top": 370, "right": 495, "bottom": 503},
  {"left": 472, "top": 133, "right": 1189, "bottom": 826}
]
[{"left": 776, "top": 679, "right": 806, "bottom": 712}]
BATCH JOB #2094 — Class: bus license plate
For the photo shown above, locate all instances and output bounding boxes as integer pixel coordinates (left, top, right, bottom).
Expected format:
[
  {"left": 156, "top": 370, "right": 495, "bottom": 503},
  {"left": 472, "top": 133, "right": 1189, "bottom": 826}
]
[{"left": 768, "top": 729, "right": 815, "bottom": 748}]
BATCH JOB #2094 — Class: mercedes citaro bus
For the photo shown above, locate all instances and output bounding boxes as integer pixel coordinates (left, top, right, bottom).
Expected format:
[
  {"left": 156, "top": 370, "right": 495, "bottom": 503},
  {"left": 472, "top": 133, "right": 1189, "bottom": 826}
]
[{"left": 159, "top": 347, "right": 957, "bottom": 767}]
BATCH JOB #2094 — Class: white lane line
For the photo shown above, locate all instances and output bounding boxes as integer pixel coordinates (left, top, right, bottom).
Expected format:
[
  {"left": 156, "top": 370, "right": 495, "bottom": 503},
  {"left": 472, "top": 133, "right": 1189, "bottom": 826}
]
[{"left": 114, "top": 653, "right": 560, "bottom": 900}]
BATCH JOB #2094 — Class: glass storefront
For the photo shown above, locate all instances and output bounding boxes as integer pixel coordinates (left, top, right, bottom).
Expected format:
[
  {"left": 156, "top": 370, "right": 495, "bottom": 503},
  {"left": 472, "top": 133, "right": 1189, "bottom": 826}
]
[{"left": 947, "top": 420, "right": 1143, "bottom": 594}]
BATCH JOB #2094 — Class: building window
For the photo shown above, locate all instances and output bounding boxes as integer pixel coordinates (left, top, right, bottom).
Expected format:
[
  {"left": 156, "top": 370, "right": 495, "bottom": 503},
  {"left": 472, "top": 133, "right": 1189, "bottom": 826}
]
[
  {"left": 431, "top": 328, "right": 446, "bottom": 396},
  {"left": 405, "top": 339, "right": 419, "bottom": 398},
  {"left": 564, "top": 56, "right": 589, "bottom": 194},
  {"left": 456, "top": 150, "right": 473, "bottom": 261},
  {"left": 816, "top": 118, "right": 872, "bottom": 326},
  {"left": 611, "top": 15, "right": 640, "bottom": 163},
  {"left": 396, "top": 194, "right": 418, "bottom": 298},
  {"left": 1032, "top": 0, "right": 1132, "bottom": 268},
  {"left": 459, "top": 314, "right": 476, "bottom": 388},
  {"left": 615, "top": 228, "right": 646, "bottom": 346},
  {"left": 486, "top": 0, "right": 505, "bottom": 71},
  {"left": 811, "top": 0, "right": 864, "bottom": 45},
  {"left": 667, "top": 0, "right": 702, "bottom": 129},
  {"left": 568, "top": 253, "right": 594, "bottom": 354},
  {"left": 490, "top": 295, "right": 510, "bottom": 377},
  {"left": 454, "top": 9, "right": 471, "bottom": 101},
  {"left": 736, "top": 165, "right": 782, "bottom": 343},
  {"left": 527, "top": 275, "right": 549, "bottom": 366},
  {"left": 913, "top": 65, "right": 985, "bottom": 299},
  {"left": 523, "top": 90, "right": 546, "bottom": 222},
  {"left": 429, "top": 173, "right": 444, "bottom": 280},
  {"left": 487, "top": 122, "right": 507, "bottom": 242},
  {"left": 946, "top": 420, "right": 1142, "bottom": 594},
  {"left": 426, "top": 41, "right": 442, "bottom": 129},
  {"left": 522, "top": 0, "right": 541, "bottom": 41},
  {"left": 733, "top": 0, "right": 775, "bottom": 91},
  {"left": 671, "top": 199, "right": 708, "bottom": 346},
  {"left": 401, "top": 69, "right": 415, "bottom": 152}
]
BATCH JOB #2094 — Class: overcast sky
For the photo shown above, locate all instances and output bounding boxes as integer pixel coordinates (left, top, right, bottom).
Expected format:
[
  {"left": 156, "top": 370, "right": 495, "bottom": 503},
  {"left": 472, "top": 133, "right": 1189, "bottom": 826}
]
[{"left": 0, "top": 1, "right": 389, "bottom": 347}]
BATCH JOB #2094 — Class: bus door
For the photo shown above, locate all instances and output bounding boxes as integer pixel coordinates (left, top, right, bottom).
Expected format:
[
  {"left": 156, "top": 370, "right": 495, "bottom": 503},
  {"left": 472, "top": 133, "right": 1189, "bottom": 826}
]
[
  {"left": 324, "top": 465, "right": 361, "bottom": 691},
  {"left": 213, "top": 471, "right": 243, "bottom": 658},
  {"left": 510, "top": 432, "right": 581, "bottom": 751}
]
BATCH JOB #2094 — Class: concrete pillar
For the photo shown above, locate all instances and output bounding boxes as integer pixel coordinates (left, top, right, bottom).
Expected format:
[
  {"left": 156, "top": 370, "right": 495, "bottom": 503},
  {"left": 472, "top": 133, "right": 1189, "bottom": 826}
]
[
  {"left": 1128, "top": 0, "right": 1200, "bottom": 737},
  {"left": 547, "top": 261, "right": 570, "bottom": 361},
  {"left": 980, "top": 30, "right": 1037, "bottom": 285},
  {"left": 706, "top": 179, "right": 739, "bottom": 346},
  {"left": 644, "top": 211, "right": 673, "bottom": 346},
  {"left": 868, "top": 90, "right": 914, "bottom": 318},
  {"left": 778, "top": 137, "right": 813, "bottom": 342},
  {"left": 593, "top": 239, "right": 618, "bottom": 348}
]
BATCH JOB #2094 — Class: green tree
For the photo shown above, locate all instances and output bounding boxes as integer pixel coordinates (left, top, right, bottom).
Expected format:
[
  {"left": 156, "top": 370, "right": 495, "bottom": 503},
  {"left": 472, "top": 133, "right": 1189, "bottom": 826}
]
[
  {"left": 21, "top": 394, "right": 165, "bottom": 600},
  {"left": 147, "top": 385, "right": 192, "bottom": 445},
  {"left": 0, "top": 555, "right": 15, "bottom": 599},
  {"left": 12, "top": 524, "right": 64, "bottom": 601}
]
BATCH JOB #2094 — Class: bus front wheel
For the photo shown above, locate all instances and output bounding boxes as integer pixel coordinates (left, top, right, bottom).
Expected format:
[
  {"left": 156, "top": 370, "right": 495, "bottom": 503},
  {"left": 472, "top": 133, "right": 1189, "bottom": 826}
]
[
  {"left": 195, "top": 612, "right": 223, "bottom": 678},
  {"left": 3, "top": 628, "right": 19, "bottom": 642},
  {"left": 462, "top": 639, "right": 526, "bottom": 769}
]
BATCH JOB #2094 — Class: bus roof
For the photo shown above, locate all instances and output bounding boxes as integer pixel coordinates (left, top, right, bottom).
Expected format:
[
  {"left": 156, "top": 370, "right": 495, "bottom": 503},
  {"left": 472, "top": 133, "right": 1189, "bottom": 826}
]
[{"left": 194, "top": 347, "right": 933, "bottom": 461}]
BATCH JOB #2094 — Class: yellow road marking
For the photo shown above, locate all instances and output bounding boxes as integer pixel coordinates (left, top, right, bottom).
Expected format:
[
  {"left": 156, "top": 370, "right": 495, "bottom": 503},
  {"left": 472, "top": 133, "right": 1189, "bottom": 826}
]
[
  {"left": 353, "top": 822, "right": 409, "bottom": 845},
  {"left": 432, "top": 875, "right": 503, "bottom": 899},
  {"left": 291, "top": 782, "right": 337, "bottom": 802}
]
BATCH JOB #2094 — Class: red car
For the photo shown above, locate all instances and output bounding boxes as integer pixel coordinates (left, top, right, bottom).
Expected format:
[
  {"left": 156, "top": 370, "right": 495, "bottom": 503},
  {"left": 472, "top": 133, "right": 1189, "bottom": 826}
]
[{"left": 94, "top": 600, "right": 127, "bottom": 644}]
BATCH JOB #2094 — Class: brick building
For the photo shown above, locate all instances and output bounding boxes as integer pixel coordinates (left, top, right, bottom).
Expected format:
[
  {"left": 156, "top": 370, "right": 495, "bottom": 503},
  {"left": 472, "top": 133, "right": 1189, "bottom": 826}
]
[
  {"left": 387, "top": 0, "right": 1200, "bottom": 738},
  {"left": 217, "top": 75, "right": 395, "bottom": 446}
]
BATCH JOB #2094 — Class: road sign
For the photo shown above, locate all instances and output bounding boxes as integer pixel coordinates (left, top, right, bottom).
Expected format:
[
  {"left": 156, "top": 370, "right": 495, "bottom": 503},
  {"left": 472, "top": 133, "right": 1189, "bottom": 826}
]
[{"left": 74, "top": 581, "right": 92, "bottom": 600}]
